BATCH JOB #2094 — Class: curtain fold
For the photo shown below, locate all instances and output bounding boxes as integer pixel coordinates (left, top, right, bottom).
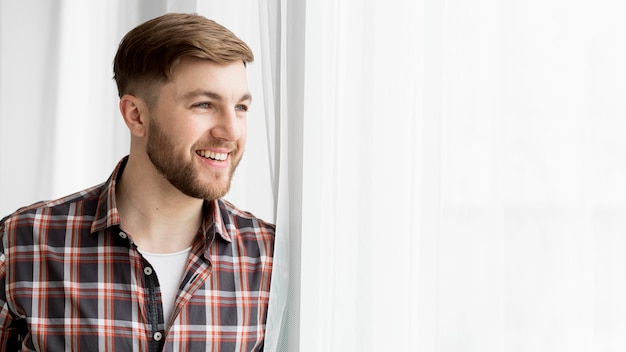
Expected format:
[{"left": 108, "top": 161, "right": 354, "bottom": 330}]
[
  {"left": 293, "top": 2, "right": 424, "bottom": 350},
  {"left": 264, "top": 0, "right": 305, "bottom": 350}
]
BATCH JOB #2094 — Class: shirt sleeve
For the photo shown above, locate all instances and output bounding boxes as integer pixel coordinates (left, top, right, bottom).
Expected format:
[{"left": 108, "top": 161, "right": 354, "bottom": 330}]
[{"left": 0, "top": 218, "right": 26, "bottom": 350}]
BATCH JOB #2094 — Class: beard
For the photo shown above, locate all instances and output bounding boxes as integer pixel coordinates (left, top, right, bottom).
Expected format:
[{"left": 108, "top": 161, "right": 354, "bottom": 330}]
[{"left": 146, "top": 119, "right": 241, "bottom": 200}]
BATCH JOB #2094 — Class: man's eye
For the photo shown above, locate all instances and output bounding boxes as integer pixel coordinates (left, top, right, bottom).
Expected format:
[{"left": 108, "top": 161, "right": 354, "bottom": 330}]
[
  {"left": 235, "top": 104, "right": 249, "bottom": 112},
  {"left": 194, "top": 102, "right": 212, "bottom": 109}
]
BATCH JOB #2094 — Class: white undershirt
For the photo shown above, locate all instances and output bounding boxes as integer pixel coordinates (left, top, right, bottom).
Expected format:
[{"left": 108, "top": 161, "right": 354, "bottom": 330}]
[{"left": 138, "top": 247, "right": 192, "bottom": 327}]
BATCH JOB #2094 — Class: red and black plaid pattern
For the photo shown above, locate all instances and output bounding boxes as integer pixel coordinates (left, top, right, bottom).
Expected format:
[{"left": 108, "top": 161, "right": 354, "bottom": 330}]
[{"left": 0, "top": 158, "right": 275, "bottom": 351}]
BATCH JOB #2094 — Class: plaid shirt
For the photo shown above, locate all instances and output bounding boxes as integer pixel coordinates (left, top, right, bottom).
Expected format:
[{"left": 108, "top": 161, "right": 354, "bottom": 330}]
[{"left": 0, "top": 158, "right": 275, "bottom": 351}]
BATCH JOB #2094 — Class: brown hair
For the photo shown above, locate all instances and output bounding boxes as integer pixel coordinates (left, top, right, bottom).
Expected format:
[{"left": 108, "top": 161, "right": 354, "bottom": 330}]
[{"left": 113, "top": 13, "right": 254, "bottom": 100}]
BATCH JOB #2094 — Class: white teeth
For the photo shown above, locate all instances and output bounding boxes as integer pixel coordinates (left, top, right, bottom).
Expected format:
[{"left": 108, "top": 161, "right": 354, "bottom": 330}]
[{"left": 197, "top": 150, "right": 227, "bottom": 161}]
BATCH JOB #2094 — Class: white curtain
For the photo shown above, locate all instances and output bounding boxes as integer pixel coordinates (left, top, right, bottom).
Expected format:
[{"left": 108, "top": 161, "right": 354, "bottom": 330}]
[
  {"left": 280, "top": 0, "right": 626, "bottom": 351},
  {"left": 3, "top": 1, "right": 626, "bottom": 352}
]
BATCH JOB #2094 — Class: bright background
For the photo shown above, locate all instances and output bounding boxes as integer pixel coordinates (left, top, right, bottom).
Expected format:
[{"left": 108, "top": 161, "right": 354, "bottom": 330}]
[{"left": 2, "top": 1, "right": 626, "bottom": 351}]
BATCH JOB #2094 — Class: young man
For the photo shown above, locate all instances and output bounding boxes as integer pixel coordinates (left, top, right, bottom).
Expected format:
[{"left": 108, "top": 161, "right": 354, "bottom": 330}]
[{"left": 0, "top": 13, "right": 275, "bottom": 351}]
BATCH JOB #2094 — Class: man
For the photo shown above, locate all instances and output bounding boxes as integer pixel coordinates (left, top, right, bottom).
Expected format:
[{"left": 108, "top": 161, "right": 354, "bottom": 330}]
[{"left": 0, "top": 13, "right": 274, "bottom": 351}]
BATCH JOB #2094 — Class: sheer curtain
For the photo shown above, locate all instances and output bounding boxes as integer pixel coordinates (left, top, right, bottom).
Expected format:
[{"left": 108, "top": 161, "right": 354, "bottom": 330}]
[
  {"left": 282, "top": 0, "right": 626, "bottom": 351},
  {"left": 3, "top": 1, "right": 626, "bottom": 352},
  {"left": 0, "top": 1, "right": 123, "bottom": 215}
]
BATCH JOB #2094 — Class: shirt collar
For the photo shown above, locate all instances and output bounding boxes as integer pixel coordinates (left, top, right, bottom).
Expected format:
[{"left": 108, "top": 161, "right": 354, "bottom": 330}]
[
  {"left": 206, "top": 199, "right": 233, "bottom": 243},
  {"left": 91, "top": 156, "right": 232, "bottom": 243},
  {"left": 90, "top": 157, "right": 126, "bottom": 234}
]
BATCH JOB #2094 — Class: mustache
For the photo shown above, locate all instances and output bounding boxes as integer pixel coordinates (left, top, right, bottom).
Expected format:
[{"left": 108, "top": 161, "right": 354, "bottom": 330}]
[{"left": 194, "top": 141, "right": 238, "bottom": 152}]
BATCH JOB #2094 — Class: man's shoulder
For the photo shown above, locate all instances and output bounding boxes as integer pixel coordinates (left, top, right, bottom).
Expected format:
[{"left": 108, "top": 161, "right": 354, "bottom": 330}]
[
  {"left": 217, "top": 199, "right": 276, "bottom": 235},
  {"left": 0, "top": 183, "right": 105, "bottom": 231}
]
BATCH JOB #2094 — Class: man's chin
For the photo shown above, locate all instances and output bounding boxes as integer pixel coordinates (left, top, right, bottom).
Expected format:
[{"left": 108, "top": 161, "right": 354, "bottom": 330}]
[{"left": 194, "top": 180, "right": 232, "bottom": 200}]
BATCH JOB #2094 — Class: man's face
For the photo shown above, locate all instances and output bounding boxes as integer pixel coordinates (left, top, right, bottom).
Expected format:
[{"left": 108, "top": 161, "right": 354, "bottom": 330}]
[{"left": 145, "top": 58, "right": 250, "bottom": 200}]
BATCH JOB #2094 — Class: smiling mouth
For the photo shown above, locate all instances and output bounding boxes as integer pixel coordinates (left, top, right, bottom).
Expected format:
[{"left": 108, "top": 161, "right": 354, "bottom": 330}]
[{"left": 196, "top": 150, "right": 228, "bottom": 161}]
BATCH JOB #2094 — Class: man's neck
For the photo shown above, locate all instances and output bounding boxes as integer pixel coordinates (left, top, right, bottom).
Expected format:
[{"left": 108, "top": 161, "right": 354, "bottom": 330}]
[{"left": 115, "top": 156, "right": 205, "bottom": 254}]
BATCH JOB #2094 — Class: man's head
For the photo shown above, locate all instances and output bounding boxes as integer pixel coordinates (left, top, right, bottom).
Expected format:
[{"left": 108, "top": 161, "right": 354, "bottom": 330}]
[
  {"left": 115, "top": 14, "right": 254, "bottom": 201},
  {"left": 114, "top": 13, "right": 254, "bottom": 105}
]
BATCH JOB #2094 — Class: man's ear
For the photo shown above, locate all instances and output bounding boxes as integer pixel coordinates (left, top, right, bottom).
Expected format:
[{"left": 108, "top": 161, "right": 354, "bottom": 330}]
[{"left": 119, "top": 94, "right": 148, "bottom": 138}]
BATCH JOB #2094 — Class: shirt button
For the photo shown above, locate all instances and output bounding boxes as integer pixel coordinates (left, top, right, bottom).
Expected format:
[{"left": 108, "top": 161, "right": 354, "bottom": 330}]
[
  {"left": 118, "top": 232, "right": 127, "bottom": 239},
  {"left": 144, "top": 267, "right": 153, "bottom": 276},
  {"left": 153, "top": 331, "right": 163, "bottom": 341}
]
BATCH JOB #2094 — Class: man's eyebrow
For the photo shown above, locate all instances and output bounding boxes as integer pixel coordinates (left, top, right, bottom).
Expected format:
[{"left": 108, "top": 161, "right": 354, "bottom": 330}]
[
  {"left": 181, "top": 90, "right": 223, "bottom": 101},
  {"left": 240, "top": 93, "right": 252, "bottom": 103},
  {"left": 181, "top": 90, "right": 252, "bottom": 102}
]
